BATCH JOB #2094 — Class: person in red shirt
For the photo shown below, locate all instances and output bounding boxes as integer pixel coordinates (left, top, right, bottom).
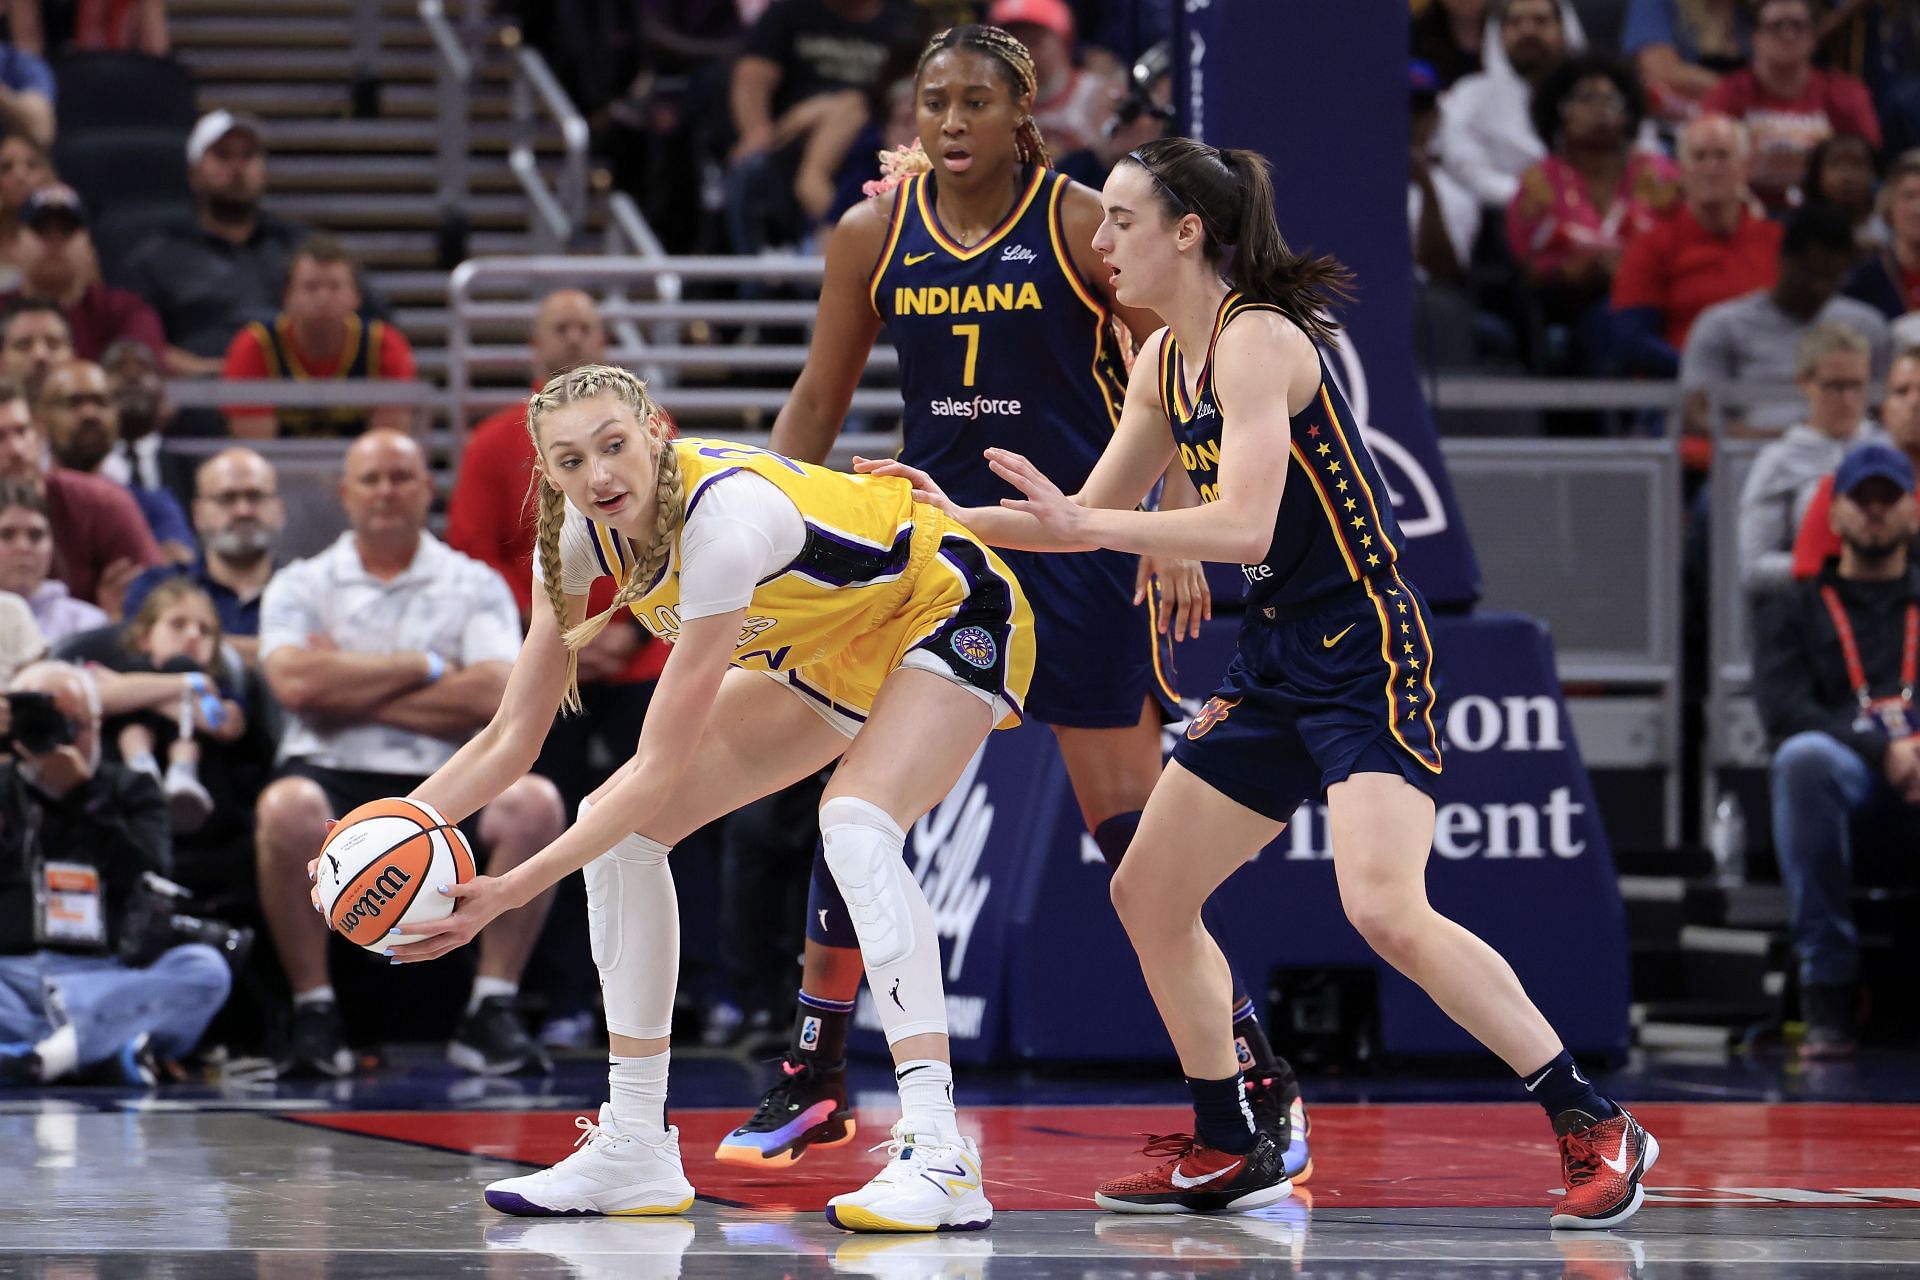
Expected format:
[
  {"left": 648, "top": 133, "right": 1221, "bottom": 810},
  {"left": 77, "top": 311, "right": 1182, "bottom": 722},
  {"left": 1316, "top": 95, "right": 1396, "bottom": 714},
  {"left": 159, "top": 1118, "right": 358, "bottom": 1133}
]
[
  {"left": 1613, "top": 112, "right": 1781, "bottom": 377},
  {"left": 1699, "top": 0, "right": 1880, "bottom": 212},
  {"left": 1843, "top": 152, "right": 1920, "bottom": 321},
  {"left": 1793, "top": 345, "right": 1920, "bottom": 579},
  {"left": 221, "top": 234, "right": 416, "bottom": 439},
  {"left": 0, "top": 185, "right": 166, "bottom": 364}
]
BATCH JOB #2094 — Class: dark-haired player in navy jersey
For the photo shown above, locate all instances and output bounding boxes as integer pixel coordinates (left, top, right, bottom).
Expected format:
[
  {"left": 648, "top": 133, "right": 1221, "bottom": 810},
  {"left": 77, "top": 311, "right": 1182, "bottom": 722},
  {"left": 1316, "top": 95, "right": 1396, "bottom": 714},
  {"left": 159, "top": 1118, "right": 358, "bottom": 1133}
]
[
  {"left": 718, "top": 24, "right": 1313, "bottom": 1181},
  {"left": 860, "top": 136, "right": 1661, "bottom": 1229}
]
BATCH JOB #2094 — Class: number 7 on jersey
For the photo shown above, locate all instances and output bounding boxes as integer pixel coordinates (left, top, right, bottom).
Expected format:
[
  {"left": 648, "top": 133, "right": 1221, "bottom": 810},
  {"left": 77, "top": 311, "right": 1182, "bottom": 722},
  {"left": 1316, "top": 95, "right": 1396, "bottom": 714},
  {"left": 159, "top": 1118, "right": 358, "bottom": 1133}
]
[{"left": 952, "top": 323, "right": 980, "bottom": 388}]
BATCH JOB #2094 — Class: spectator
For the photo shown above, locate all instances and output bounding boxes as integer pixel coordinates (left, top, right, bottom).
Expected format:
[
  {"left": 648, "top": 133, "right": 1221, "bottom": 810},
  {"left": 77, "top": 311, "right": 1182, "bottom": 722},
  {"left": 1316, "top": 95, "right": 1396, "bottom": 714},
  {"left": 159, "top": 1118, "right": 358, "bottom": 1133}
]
[
  {"left": 98, "top": 339, "right": 183, "bottom": 496},
  {"left": 1793, "top": 343, "right": 1920, "bottom": 579},
  {"left": 1683, "top": 203, "right": 1891, "bottom": 436},
  {"left": 1412, "top": 60, "right": 1480, "bottom": 288},
  {"left": 0, "top": 36, "right": 53, "bottom": 147},
  {"left": 1613, "top": 114, "right": 1780, "bottom": 378},
  {"left": 1438, "top": 0, "right": 1571, "bottom": 211},
  {"left": 0, "top": 377, "right": 160, "bottom": 613},
  {"left": 1739, "top": 322, "right": 1883, "bottom": 594},
  {"left": 8, "top": 0, "right": 171, "bottom": 56},
  {"left": 1803, "top": 132, "right": 1886, "bottom": 258},
  {"left": 727, "top": 0, "right": 918, "bottom": 251},
  {"left": 0, "top": 661, "right": 229, "bottom": 1085},
  {"left": 0, "top": 131, "right": 51, "bottom": 293},
  {"left": 0, "top": 294, "right": 69, "bottom": 401},
  {"left": 989, "top": 0, "right": 1115, "bottom": 157},
  {"left": 256, "top": 429, "right": 566, "bottom": 1078},
  {"left": 1411, "top": 0, "right": 1489, "bottom": 91},
  {"left": 0, "top": 479, "right": 102, "bottom": 642},
  {"left": 4, "top": 185, "right": 166, "bottom": 365},
  {"left": 1622, "top": 0, "right": 1748, "bottom": 122},
  {"left": 1701, "top": 0, "right": 1881, "bottom": 213},
  {"left": 1052, "top": 36, "right": 1174, "bottom": 191},
  {"left": 37, "top": 359, "right": 193, "bottom": 561},
  {"left": 1754, "top": 441, "right": 1920, "bottom": 1060},
  {"left": 124, "top": 447, "right": 282, "bottom": 665},
  {"left": 220, "top": 235, "right": 417, "bottom": 440},
  {"left": 1820, "top": 0, "right": 1920, "bottom": 158},
  {"left": 1843, "top": 148, "right": 1920, "bottom": 321}
]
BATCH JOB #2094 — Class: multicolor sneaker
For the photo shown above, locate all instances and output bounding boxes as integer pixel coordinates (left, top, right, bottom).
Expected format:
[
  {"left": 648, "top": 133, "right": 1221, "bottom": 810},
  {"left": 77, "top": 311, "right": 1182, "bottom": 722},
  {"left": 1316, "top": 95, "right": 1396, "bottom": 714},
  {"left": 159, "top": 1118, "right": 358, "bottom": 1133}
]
[
  {"left": 1550, "top": 1107, "right": 1659, "bottom": 1230},
  {"left": 825, "top": 1120, "right": 993, "bottom": 1233},
  {"left": 485, "top": 1105, "right": 695, "bottom": 1217},
  {"left": 1244, "top": 1069, "right": 1312, "bottom": 1183},
  {"left": 715, "top": 1056, "right": 856, "bottom": 1166},
  {"left": 1094, "top": 1131, "right": 1291, "bottom": 1215}
]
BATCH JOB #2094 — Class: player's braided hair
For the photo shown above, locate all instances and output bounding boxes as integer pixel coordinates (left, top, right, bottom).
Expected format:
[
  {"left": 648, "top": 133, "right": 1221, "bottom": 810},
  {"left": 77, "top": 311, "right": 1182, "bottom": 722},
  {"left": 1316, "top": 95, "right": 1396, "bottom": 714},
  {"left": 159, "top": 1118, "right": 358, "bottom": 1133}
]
[
  {"left": 525, "top": 363, "right": 684, "bottom": 713},
  {"left": 916, "top": 24, "right": 1052, "bottom": 170}
]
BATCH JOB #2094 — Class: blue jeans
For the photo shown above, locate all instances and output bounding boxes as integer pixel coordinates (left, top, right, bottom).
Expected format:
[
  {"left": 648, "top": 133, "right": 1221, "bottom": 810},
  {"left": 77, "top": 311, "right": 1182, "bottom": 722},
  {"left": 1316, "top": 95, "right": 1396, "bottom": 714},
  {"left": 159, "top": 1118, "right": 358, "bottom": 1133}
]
[
  {"left": 1769, "top": 731, "right": 1888, "bottom": 987},
  {"left": 0, "top": 944, "right": 230, "bottom": 1071}
]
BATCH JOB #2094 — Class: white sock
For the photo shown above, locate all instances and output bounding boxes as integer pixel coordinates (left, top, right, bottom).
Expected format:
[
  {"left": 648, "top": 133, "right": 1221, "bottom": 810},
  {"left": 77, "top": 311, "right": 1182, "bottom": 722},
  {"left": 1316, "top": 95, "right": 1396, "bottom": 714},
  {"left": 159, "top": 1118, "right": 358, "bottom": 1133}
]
[
  {"left": 292, "top": 986, "right": 336, "bottom": 1009},
  {"left": 608, "top": 1051, "right": 669, "bottom": 1141},
  {"left": 467, "top": 974, "right": 518, "bottom": 1014},
  {"left": 125, "top": 752, "right": 161, "bottom": 781},
  {"left": 35, "top": 1024, "right": 77, "bottom": 1081},
  {"left": 894, "top": 1058, "right": 959, "bottom": 1144}
]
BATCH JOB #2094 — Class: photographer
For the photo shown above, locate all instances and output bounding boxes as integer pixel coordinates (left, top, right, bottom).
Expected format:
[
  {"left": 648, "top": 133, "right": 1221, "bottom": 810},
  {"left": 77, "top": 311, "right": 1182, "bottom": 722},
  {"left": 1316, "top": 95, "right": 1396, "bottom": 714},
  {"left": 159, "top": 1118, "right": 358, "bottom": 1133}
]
[
  {"left": 0, "top": 661, "right": 229, "bottom": 1084},
  {"left": 1754, "top": 442, "right": 1920, "bottom": 1061}
]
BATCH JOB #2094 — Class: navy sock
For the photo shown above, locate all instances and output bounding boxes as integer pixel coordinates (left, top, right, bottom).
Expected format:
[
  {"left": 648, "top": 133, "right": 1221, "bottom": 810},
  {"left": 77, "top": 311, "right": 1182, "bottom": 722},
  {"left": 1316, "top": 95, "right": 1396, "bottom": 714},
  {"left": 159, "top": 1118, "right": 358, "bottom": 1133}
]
[
  {"left": 1521, "top": 1049, "right": 1614, "bottom": 1122},
  {"left": 791, "top": 991, "right": 852, "bottom": 1068},
  {"left": 1187, "top": 1072, "right": 1257, "bottom": 1154}
]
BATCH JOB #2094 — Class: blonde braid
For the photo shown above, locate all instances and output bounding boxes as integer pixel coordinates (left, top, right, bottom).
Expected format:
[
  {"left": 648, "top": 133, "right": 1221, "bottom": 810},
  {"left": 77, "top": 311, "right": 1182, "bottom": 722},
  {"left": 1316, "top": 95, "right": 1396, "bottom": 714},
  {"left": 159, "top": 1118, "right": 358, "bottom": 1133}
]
[
  {"left": 531, "top": 476, "right": 585, "bottom": 713},
  {"left": 916, "top": 24, "right": 1054, "bottom": 170}
]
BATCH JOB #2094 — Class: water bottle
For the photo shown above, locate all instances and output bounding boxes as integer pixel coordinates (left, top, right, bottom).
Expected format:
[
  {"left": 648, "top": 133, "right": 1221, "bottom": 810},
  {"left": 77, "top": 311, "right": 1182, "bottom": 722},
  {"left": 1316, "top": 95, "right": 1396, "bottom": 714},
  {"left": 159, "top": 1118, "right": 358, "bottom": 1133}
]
[{"left": 1710, "top": 791, "right": 1747, "bottom": 888}]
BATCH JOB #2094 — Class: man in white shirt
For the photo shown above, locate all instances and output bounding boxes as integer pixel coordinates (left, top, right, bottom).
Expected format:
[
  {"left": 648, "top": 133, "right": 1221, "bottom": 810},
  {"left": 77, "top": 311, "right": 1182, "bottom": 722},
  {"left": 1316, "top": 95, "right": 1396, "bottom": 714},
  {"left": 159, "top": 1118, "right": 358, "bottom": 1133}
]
[
  {"left": 255, "top": 429, "right": 566, "bottom": 1078},
  {"left": 1438, "top": 0, "right": 1572, "bottom": 210}
]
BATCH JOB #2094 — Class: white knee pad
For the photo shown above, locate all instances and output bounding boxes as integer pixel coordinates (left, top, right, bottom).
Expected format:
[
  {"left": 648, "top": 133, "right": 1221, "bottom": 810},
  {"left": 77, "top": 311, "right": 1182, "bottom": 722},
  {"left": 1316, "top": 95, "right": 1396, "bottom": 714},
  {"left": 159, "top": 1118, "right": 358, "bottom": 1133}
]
[
  {"left": 578, "top": 798, "right": 679, "bottom": 1041},
  {"left": 820, "top": 796, "right": 947, "bottom": 1044}
]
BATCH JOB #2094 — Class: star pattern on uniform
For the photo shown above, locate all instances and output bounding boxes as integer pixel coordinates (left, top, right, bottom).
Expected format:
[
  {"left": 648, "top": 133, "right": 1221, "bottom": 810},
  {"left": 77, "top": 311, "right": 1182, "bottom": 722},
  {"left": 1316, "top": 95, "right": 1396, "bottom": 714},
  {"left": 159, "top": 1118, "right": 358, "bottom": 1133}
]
[
  {"left": 1361, "top": 535, "right": 1374, "bottom": 548},
  {"left": 1407, "top": 658, "right": 1421, "bottom": 669},
  {"left": 1326, "top": 460, "right": 1342, "bottom": 474},
  {"left": 1368, "top": 553, "right": 1381, "bottom": 567},
  {"left": 1336, "top": 480, "right": 1349, "bottom": 492},
  {"left": 1306, "top": 425, "right": 1320, "bottom": 438},
  {"left": 1316, "top": 443, "right": 1332, "bottom": 457},
  {"left": 1350, "top": 515, "right": 1365, "bottom": 529},
  {"left": 1396, "top": 601, "right": 1408, "bottom": 614},
  {"left": 1406, "top": 677, "right": 1417, "bottom": 689},
  {"left": 1406, "top": 693, "right": 1419, "bottom": 704},
  {"left": 1386, "top": 587, "right": 1400, "bottom": 596},
  {"left": 1403, "top": 641, "right": 1415, "bottom": 654},
  {"left": 1343, "top": 498, "right": 1357, "bottom": 512},
  {"left": 1401, "top": 622, "right": 1411, "bottom": 634}
]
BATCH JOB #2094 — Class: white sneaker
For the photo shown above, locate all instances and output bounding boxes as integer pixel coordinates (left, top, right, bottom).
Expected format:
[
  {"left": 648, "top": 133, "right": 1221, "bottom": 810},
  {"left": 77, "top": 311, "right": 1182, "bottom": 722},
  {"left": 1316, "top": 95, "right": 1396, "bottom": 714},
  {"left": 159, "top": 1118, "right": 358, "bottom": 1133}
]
[
  {"left": 825, "top": 1120, "right": 993, "bottom": 1233},
  {"left": 484, "top": 1105, "right": 695, "bottom": 1217}
]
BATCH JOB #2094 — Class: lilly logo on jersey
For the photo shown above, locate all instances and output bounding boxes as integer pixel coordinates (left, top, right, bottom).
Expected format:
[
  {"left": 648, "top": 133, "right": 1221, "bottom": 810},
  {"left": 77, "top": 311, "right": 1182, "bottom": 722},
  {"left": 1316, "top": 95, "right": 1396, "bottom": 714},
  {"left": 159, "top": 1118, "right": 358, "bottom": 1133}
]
[
  {"left": 893, "top": 282, "right": 1043, "bottom": 316},
  {"left": 1000, "top": 244, "right": 1036, "bottom": 264}
]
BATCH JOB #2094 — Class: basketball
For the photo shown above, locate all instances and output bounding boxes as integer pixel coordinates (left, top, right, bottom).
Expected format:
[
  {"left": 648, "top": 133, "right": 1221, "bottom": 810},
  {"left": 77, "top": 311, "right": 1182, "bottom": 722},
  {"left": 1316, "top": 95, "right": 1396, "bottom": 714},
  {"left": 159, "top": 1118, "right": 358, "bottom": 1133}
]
[{"left": 314, "top": 798, "right": 477, "bottom": 951}]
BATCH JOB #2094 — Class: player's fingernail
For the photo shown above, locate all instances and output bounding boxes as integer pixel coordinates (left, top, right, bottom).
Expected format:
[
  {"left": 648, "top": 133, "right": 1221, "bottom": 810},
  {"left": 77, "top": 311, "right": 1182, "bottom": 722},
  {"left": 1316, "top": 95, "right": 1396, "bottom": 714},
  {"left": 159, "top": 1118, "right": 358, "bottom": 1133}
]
[
  {"left": 389, "top": 958, "right": 402, "bottom": 966},
  {"left": 437, "top": 884, "right": 451, "bottom": 895},
  {"left": 382, "top": 948, "right": 394, "bottom": 957}
]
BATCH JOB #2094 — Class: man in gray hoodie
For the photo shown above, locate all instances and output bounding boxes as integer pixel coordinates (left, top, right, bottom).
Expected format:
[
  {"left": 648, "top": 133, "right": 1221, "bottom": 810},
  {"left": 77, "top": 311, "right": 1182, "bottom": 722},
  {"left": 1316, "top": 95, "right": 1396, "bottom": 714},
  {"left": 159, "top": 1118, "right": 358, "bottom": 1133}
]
[{"left": 1739, "top": 322, "right": 1884, "bottom": 594}]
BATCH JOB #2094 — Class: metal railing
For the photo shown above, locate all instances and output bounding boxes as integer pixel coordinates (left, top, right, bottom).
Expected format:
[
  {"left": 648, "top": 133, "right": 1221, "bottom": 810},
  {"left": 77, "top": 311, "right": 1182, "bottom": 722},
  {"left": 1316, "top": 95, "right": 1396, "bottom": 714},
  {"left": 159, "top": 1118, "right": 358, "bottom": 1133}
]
[
  {"left": 420, "top": 0, "right": 475, "bottom": 240},
  {"left": 504, "top": 34, "right": 589, "bottom": 253},
  {"left": 605, "top": 190, "right": 683, "bottom": 387}
]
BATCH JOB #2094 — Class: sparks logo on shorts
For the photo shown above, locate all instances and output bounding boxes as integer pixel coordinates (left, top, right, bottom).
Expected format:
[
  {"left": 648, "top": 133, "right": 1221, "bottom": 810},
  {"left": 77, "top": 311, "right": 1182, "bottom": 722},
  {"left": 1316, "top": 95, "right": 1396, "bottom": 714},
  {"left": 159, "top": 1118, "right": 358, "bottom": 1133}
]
[
  {"left": 1185, "top": 696, "right": 1241, "bottom": 740},
  {"left": 799, "top": 1015, "right": 821, "bottom": 1051},
  {"left": 950, "top": 626, "right": 997, "bottom": 669}
]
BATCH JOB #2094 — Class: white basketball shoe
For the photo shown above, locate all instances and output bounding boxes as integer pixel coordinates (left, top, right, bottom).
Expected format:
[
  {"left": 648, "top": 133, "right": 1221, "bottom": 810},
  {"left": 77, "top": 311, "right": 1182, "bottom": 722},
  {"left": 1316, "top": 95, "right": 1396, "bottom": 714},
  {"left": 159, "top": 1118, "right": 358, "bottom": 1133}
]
[
  {"left": 825, "top": 1120, "right": 993, "bottom": 1233},
  {"left": 485, "top": 1105, "right": 696, "bottom": 1217}
]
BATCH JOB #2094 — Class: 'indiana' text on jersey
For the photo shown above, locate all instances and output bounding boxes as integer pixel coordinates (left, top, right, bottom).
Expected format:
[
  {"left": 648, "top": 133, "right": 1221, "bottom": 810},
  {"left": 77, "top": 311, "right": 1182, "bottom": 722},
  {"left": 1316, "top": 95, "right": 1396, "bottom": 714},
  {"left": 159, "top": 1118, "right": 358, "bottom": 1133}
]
[
  {"left": 871, "top": 166, "right": 1128, "bottom": 508},
  {"left": 1159, "top": 293, "right": 1408, "bottom": 612}
]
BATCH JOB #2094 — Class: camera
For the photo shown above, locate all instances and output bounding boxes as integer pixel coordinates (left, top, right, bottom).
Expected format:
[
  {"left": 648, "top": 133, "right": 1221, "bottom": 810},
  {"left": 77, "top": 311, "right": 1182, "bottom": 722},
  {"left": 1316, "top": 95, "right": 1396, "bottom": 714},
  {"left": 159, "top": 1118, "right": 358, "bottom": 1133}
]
[
  {"left": 5, "top": 691, "right": 75, "bottom": 755},
  {"left": 1107, "top": 41, "right": 1177, "bottom": 137},
  {"left": 118, "top": 872, "right": 254, "bottom": 974}
]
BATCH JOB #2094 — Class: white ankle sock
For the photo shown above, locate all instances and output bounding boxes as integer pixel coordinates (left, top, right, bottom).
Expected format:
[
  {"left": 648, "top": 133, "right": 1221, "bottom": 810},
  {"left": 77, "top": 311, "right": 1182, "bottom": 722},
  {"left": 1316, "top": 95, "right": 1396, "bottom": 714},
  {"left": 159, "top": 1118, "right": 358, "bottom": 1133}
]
[
  {"left": 608, "top": 1051, "right": 669, "bottom": 1140},
  {"left": 467, "top": 974, "right": 518, "bottom": 1014},
  {"left": 125, "top": 752, "right": 161, "bottom": 781},
  {"left": 35, "top": 1024, "right": 77, "bottom": 1081},
  {"left": 894, "top": 1058, "right": 960, "bottom": 1144},
  {"left": 292, "top": 986, "right": 335, "bottom": 1009}
]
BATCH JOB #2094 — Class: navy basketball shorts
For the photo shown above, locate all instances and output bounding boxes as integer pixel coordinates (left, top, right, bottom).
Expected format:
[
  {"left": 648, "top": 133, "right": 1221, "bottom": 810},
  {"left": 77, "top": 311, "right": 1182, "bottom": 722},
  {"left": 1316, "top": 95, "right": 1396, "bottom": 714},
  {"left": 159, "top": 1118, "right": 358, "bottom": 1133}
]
[
  {"left": 996, "top": 545, "right": 1180, "bottom": 729},
  {"left": 1172, "top": 571, "right": 1446, "bottom": 822}
]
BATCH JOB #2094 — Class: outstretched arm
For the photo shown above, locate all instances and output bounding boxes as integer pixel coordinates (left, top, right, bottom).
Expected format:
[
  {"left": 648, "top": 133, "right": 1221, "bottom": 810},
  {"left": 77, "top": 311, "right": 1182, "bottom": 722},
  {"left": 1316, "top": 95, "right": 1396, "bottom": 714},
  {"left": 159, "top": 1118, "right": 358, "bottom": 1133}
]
[{"left": 768, "top": 197, "right": 889, "bottom": 463}]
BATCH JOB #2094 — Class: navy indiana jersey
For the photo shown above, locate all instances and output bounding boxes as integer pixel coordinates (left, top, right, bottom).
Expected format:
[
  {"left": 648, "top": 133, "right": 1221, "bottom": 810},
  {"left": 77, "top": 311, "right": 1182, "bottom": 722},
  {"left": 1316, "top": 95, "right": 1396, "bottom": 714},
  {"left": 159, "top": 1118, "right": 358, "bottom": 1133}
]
[
  {"left": 870, "top": 166, "right": 1128, "bottom": 509},
  {"left": 1159, "top": 292, "right": 1408, "bottom": 614}
]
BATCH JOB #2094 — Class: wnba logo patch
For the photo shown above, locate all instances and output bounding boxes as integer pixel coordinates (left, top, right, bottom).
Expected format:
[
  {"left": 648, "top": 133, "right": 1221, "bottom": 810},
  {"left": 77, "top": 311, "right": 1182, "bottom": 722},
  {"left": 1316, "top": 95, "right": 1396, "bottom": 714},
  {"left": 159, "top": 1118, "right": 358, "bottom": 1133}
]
[
  {"left": 1186, "top": 696, "right": 1240, "bottom": 740},
  {"left": 799, "top": 1015, "right": 821, "bottom": 1051},
  {"left": 950, "top": 626, "right": 997, "bottom": 669}
]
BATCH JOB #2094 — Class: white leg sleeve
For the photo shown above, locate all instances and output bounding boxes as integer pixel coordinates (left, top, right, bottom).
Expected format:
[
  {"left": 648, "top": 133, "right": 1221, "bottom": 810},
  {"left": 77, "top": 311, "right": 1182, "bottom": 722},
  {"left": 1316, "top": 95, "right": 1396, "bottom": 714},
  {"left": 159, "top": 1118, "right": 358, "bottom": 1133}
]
[
  {"left": 819, "top": 795, "right": 947, "bottom": 1044},
  {"left": 578, "top": 798, "right": 679, "bottom": 1041}
]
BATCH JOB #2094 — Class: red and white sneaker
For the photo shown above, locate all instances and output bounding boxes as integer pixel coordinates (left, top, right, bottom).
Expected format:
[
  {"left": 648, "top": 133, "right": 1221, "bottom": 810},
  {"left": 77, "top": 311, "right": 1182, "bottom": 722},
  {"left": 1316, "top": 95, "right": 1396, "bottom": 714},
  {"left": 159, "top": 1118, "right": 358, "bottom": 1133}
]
[
  {"left": 1549, "top": 1107, "right": 1659, "bottom": 1230},
  {"left": 1094, "top": 1132, "right": 1291, "bottom": 1215}
]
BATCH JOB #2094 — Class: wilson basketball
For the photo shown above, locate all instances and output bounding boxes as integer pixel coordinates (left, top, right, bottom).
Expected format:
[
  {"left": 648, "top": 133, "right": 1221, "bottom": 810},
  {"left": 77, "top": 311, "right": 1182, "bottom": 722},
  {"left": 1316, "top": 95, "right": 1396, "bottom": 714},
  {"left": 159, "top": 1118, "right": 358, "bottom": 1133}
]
[{"left": 315, "top": 797, "right": 477, "bottom": 951}]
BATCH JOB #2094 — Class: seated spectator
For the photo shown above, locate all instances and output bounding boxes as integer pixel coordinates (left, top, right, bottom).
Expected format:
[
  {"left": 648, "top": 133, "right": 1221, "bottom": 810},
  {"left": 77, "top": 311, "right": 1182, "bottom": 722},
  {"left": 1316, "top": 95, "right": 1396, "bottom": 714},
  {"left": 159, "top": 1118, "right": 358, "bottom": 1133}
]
[
  {"left": 1803, "top": 132, "right": 1886, "bottom": 258},
  {"left": 0, "top": 131, "right": 52, "bottom": 293},
  {"left": 1701, "top": 0, "right": 1880, "bottom": 213},
  {"left": 0, "top": 661, "right": 230, "bottom": 1085},
  {"left": 726, "top": 0, "right": 918, "bottom": 252},
  {"left": 1411, "top": 0, "right": 1490, "bottom": 91},
  {"left": 1821, "top": 0, "right": 1920, "bottom": 157},
  {"left": 1612, "top": 114, "right": 1779, "bottom": 379},
  {"left": 1622, "top": 0, "right": 1748, "bottom": 123},
  {"left": 221, "top": 235, "right": 416, "bottom": 440},
  {"left": 1753, "top": 441, "right": 1920, "bottom": 1060},
  {"left": 0, "top": 479, "right": 102, "bottom": 642},
  {"left": 989, "top": 0, "right": 1116, "bottom": 157},
  {"left": 98, "top": 339, "right": 187, "bottom": 496},
  {"left": 1683, "top": 204, "right": 1891, "bottom": 436},
  {"left": 3, "top": 185, "right": 166, "bottom": 365},
  {"left": 1843, "top": 149, "right": 1920, "bottom": 321},
  {"left": 257, "top": 429, "right": 565, "bottom": 1078},
  {"left": 1739, "top": 322, "right": 1883, "bottom": 594},
  {"left": 9, "top": 0, "right": 170, "bottom": 56},
  {"left": 38, "top": 359, "right": 193, "bottom": 561},
  {"left": 1793, "top": 345, "right": 1920, "bottom": 579},
  {"left": 1507, "top": 57, "right": 1678, "bottom": 371},
  {"left": 0, "top": 37, "right": 53, "bottom": 147},
  {"left": 0, "top": 294, "right": 70, "bottom": 401},
  {"left": 1439, "top": 0, "right": 1572, "bottom": 211},
  {"left": 1413, "top": 60, "right": 1481, "bottom": 288},
  {"left": 124, "top": 447, "right": 283, "bottom": 666}
]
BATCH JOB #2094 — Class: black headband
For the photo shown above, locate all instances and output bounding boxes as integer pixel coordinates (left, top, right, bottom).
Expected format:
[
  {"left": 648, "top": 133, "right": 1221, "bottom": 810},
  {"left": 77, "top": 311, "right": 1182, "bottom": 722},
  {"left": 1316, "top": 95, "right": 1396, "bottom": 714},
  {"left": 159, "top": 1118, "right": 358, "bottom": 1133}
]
[{"left": 1127, "top": 149, "right": 1192, "bottom": 216}]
